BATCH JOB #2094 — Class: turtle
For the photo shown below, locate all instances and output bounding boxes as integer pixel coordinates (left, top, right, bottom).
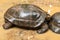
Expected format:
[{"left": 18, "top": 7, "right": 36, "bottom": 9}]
[
  {"left": 49, "top": 12, "right": 60, "bottom": 34},
  {"left": 3, "top": 4, "right": 48, "bottom": 34}
]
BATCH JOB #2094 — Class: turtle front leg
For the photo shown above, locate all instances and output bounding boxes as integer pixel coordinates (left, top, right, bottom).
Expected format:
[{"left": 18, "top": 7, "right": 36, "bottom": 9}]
[
  {"left": 3, "top": 20, "right": 12, "bottom": 29},
  {"left": 37, "top": 23, "right": 48, "bottom": 34}
]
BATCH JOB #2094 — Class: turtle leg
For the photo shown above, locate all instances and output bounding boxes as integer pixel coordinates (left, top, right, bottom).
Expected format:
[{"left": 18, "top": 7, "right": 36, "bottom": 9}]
[
  {"left": 37, "top": 23, "right": 48, "bottom": 34},
  {"left": 3, "top": 20, "right": 12, "bottom": 29}
]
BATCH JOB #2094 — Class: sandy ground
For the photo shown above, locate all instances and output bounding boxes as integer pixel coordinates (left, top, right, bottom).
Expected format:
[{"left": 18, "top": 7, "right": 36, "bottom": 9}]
[{"left": 0, "top": 0, "right": 60, "bottom": 40}]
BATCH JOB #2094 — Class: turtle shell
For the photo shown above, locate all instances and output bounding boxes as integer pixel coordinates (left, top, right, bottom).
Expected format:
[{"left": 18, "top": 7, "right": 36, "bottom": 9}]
[
  {"left": 4, "top": 4, "right": 47, "bottom": 28},
  {"left": 49, "top": 12, "right": 60, "bottom": 33},
  {"left": 51, "top": 12, "right": 60, "bottom": 26}
]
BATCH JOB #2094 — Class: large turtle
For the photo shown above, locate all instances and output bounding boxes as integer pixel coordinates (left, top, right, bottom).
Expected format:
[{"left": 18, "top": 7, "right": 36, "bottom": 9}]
[{"left": 3, "top": 4, "right": 48, "bottom": 34}]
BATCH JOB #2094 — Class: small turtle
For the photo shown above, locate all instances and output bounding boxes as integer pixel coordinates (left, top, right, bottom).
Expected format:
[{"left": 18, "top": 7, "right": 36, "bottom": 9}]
[
  {"left": 3, "top": 4, "right": 48, "bottom": 34},
  {"left": 49, "top": 12, "right": 60, "bottom": 34}
]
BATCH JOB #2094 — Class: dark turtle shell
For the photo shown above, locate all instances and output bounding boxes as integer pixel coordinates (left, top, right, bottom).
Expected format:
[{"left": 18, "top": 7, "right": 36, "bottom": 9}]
[
  {"left": 49, "top": 12, "right": 60, "bottom": 34},
  {"left": 52, "top": 12, "right": 60, "bottom": 23},
  {"left": 4, "top": 4, "right": 47, "bottom": 28}
]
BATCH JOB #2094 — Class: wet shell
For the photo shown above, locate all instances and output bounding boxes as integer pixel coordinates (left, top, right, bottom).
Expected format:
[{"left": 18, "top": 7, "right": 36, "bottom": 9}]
[
  {"left": 4, "top": 4, "right": 47, "bottom": 28},
  {"left": 49, "top": 12, "right": 60, "bottom": 34}
]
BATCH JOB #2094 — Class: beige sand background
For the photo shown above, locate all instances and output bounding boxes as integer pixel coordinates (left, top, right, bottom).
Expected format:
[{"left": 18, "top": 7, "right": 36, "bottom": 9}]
[{"left": 0, "top": 0, "right": 60, "bottom": 40}]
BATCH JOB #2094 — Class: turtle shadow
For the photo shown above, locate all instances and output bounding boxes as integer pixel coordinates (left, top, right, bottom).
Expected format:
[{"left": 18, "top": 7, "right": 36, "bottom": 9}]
[{"left": 14, "top": 25, "right": 41, "bottom": 30}]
